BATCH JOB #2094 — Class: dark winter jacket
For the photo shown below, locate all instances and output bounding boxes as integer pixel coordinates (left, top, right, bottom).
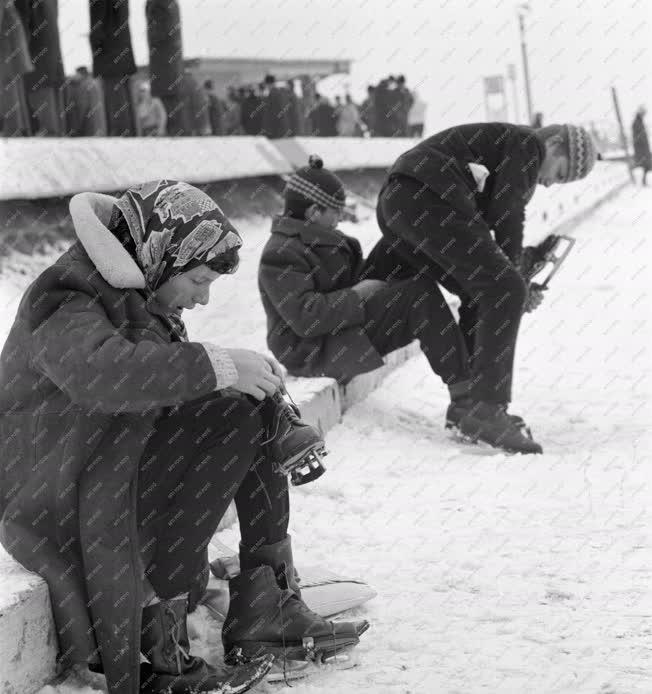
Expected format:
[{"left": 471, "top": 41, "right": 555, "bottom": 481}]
[
  {"left": 89, "top": 0, "right": 137, "bottom": 78},
  {"left": 310, "top": 102, "right": 338, "bottom": 137},
  {"left": 632, "top": 113, "right": 651, "bottom": 170},
  {"left": 0, "top": 193, "right": 237, "bottom": 694},
  {"left": 258, "top": 215, "right": 384, "bottom": 382},
  {"left": 386, "top": 122, "right": 546, "bottom": 263},
  {"left": 241, "top": 93, "right": 264, "bottom": 135},
  {"left": 263, "top": 85, "right": 289, "bottom": 139}
]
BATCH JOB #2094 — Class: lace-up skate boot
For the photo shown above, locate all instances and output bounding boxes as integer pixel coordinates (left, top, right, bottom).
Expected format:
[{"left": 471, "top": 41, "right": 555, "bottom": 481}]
[
  {"left": 458, "top": 401, "right": 542, "bottom": 454},
  {"left": 222, "top": 565, "right": 368, "bottom": 665},
  {"left": 140, "top": 595, "right": 273, "bottom": 693},
  {"left": 263, "top": 387, "right": 327, "bottom": 485}
]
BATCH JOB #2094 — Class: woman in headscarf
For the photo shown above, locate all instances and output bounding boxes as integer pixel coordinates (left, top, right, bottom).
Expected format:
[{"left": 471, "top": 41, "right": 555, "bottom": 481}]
[{"left": 0, "top": 180, "right": 367, "bottom": 694}]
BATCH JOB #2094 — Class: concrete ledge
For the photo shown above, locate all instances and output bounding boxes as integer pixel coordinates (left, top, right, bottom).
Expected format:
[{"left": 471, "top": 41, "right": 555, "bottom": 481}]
[
  {"left": 340, "top": 341, "right": 422, "bottom": 412},
  {"left": 0, "top": 546, "right": 58, "bottom": 694}
]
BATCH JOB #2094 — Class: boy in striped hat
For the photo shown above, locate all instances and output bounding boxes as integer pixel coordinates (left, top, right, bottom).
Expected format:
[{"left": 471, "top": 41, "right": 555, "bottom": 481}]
[
  {"left": 366, "top": 121, "right": 599, "bottom": 454},
  {"left": 259, "top": 155, "right": 475, "bottom": 406}
]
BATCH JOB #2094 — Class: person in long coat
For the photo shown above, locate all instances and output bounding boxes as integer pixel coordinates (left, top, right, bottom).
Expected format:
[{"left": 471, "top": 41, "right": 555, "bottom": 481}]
[
  {"left": 632, "top": 106, "right": 651, "bottom": 186},
  {"left": 0, "top": 180, "right": 365, "bottom": 694}
]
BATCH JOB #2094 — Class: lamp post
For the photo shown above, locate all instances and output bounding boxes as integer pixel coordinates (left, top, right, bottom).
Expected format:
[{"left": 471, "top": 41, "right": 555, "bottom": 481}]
[
  {"left": 507, "top": 63, "right": 520, "bottom": 123},
  {"left": 516, "top": 2, "right": 533, "bottom": 125}
]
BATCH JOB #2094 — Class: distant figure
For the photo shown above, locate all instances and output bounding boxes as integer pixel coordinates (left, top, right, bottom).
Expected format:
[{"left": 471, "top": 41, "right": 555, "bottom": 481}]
[
  {"left": 135, "top": 81, "right": 167, "bottom": 136},
  {"left": 396, "top": 75, "right": 413, "bottom": 136},
  {"left": 337, "top": 94, "right": 362, "bottom": 136},
  {"left": 204, "top": 80, "right": 224, "bottom": 135},
  {"left": 285, "top": 80, "right": 301, "bottom": 136},
  {"left": 241, "top": 87, "right": 264, "bottom": 135},
  {"left": 531, "top": 112, "right": 544, "bottom": 128},
  {"left": 223, "top": 87, "right": 243, "bottom": 135},
  {"left": 309, "top": 94, "right": 337, "bottom": 137},
  {"left": 180, "top": 69, "right": 211, "bottom": 135},
  {"left": 65, "top": 66, "right": 107, "bottom": 136},
  {"left": 263, "top": 74, "right": 289, "bottom": 139},
  {"left": 375, "top": 77, "right": 400, "bottom": 136},
  {"left": 407, "top": 89, "right": 426, "bottom": 138},
  {"left": 632, "top": 106, "right": 650, "bottom": 186},
  {"left": 360, "top": 85, "right": 376, "bottom": 136},
  {"left": 334, "top": 95, "right": 343, "bottom": 121}
]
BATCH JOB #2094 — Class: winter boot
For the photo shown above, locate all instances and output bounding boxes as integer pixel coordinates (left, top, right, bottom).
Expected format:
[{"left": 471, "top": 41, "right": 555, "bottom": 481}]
[
  {"left": 140, "top": 595, "right": 274, "bottom": 693},
  {"left": 222, "top": 565, "right": 369, "bottom": 664},
  {"left": 446, "top": 397, "right": 526, "bottom": 432},
  {"left": 445, "top": 382, "right": 526, "bottom": 432},
  {"left": 239, "top": 535, "right": 367, "bottom": 638},
  {"left": 239, "top": 534, "right": 302, "bottom": 597},
  {"left": 458, "top": 401, "right": 542, "bottom": 454},
  {"left": 263, "top": 387, "right": 327, "bottom": 485}
]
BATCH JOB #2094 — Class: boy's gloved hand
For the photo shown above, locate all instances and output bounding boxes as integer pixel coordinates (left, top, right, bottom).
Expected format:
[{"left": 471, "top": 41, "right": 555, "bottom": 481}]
[
  {"left": 351, "top": 279, "right": 388, "bottom": 301},
  {"left": 524, "top": 284, "right": 546, "bottom": 313},
  {"left": 227, "top": 348, "right": 283, "bottom": 400}
]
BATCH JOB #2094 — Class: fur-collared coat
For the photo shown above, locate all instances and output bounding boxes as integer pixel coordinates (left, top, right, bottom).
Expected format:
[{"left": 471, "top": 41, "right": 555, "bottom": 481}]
[{"left": 0, "top": 193, "right": 237, "bottom": 694}]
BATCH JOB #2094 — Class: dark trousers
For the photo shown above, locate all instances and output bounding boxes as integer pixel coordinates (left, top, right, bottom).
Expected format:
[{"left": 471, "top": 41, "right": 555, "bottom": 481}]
[
  {"left": 137, "top": 392, "right": 289, "bottom": 599},
  {"left": 373, "top": 175, "right": 528, "bottom": 403},
  {"left": 361, "top": 277, "right": 471, "bottom": 387}
]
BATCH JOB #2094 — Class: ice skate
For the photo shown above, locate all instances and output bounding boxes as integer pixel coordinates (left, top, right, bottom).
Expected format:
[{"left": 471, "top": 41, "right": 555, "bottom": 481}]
[
  {"left": 139, "top": 595, "right": 273, "bottom": 694},
  {"left": 264, "top": 386, "right": 327, "bottom": 485},
  {"left": 223, "top": 564, "right": 368, "bottom": 665},
  {"left": 457, "top": 401, "right": 542, "bottom": 454}
]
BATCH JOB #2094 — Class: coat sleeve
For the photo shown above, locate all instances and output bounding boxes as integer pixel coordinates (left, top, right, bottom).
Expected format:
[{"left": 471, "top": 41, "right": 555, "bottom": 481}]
[
  {"left": 29, "top": 280, "right": 237, "bottom": 414},
  {"left": 258, "top": 242, "right": 365, "bottom": 338},
  {"left": 488, "top": 131, "right": 539, "bottom": 265}
]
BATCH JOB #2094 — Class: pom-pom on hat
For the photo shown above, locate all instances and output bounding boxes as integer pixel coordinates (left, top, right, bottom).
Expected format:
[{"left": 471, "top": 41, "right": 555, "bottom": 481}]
[
  {"left": 564, "top": 124, "right": 599, "bottom": 182},
  {"left": 284, "top": 155, "right": 346, "bottom": 212}
]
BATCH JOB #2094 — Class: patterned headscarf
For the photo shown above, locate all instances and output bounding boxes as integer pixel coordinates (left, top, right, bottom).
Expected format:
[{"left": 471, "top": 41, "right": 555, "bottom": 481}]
[{"left": 109, "top": 179, "right": 242, "bottom": 291}]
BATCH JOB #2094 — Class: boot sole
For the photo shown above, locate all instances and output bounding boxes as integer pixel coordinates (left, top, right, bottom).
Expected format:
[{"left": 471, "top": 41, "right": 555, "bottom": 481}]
[
  {"left": 448, "top": 425, "right": 542, "bottom": 455},
  {"left": 225, "top": 633, "right": 360, "bottom": 664}
]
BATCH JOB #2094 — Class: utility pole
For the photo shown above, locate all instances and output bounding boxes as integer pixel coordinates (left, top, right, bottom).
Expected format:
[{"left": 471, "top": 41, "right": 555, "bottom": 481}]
[
  {"left": 507, "top": 63, "right": 520, "bottom": 123},
  {"left": 517, "top": 3, "right": 533, "bottom": 125}
]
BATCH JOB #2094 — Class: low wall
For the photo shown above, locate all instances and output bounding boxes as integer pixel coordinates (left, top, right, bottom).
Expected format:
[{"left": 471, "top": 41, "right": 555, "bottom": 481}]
[{"left": 0, "top": 137, "right": 294, "bottom": 201}]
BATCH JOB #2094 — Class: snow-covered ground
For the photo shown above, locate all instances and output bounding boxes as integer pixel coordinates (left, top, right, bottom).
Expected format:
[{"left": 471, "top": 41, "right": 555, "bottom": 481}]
[{"left": 8, "top": 182, "right": 651, "bottom": 693}]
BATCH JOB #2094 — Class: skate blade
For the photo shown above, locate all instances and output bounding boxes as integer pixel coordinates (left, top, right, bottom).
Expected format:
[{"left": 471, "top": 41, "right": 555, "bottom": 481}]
[
  {"left": 226, "top": 634, "right": 360, "bottom": 664},
  {"left": 265, "top": 652, "right": 359, "bottom": 684}
]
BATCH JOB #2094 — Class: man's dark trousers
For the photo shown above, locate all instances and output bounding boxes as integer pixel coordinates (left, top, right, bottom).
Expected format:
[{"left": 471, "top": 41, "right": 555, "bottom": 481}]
[{"left": 371, "top": 175, "right": 528, "bottom": 404}]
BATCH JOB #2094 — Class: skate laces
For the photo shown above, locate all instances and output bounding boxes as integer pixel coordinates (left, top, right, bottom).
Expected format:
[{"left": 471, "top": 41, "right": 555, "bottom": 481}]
[
  {"left": 164, "top": 604, "right": 191, "bottom": 674},
  {"left": 260, "top": 390, "right": 301, "bottom": 446}
]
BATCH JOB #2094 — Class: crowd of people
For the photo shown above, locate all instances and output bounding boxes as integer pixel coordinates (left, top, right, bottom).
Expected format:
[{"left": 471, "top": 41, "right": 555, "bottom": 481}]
[{"left": 2, "top": 62, "right": 429, "bottom": 140}]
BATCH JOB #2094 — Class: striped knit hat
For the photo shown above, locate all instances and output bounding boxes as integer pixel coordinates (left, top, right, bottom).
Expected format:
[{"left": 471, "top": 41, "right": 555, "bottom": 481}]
[
  {"left": 565, "top": 124, "right": 599, "bottom": 182},
  {"left": 284, "top": 155, "right": 346, "bottom": 213}
]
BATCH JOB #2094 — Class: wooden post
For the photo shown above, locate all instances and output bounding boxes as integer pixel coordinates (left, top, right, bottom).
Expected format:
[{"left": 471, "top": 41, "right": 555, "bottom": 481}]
[{"left": 611, "top": 86, "right": 634, "bottom": 182}]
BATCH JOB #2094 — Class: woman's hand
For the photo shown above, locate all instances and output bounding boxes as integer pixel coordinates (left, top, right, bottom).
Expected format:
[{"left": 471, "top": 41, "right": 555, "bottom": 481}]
[{"left": 226, "top": 349, "right": 283, "bottom": 400}]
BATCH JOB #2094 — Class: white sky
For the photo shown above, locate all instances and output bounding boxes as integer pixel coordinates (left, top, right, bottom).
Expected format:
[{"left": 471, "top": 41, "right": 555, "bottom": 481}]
[{"left": 58, "top": 0, "right": 651, "bottom": 134}]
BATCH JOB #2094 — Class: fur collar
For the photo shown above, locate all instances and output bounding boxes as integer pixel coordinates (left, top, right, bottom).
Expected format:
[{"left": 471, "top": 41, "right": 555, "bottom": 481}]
[{"left": 68, "top": 192, "right": 146, "bottom": 289}]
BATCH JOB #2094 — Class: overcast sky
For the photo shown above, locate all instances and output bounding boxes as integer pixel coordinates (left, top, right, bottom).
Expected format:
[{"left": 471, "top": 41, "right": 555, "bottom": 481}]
[{"left": 58, "top": 0, "right": 651, "bottom": 134}]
